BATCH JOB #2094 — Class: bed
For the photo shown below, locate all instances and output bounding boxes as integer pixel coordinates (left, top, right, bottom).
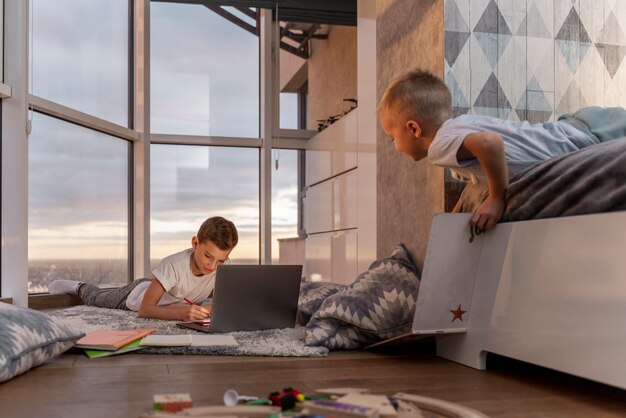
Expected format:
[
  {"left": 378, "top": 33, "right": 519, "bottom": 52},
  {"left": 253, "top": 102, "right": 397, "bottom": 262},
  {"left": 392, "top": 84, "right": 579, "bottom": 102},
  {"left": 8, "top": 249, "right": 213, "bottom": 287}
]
[{"left": 411, "top": 137, "right": 626, "bottom": 390}]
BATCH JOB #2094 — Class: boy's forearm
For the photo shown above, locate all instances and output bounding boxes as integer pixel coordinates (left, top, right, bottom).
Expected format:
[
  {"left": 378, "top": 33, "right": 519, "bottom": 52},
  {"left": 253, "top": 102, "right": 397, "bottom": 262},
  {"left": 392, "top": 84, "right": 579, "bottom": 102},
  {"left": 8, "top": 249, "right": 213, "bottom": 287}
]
[
  {"left": 464, "top": 132, "right": 508, "bottom": 197},
  {"left": 461, "top": 132, "right": 508, "bottom": 229},
  {"left": 138, "top": 303, "right": 185, "bottom": 320},
  {"left": 482, "top": 155, "right": 508, "bottom": 199}
]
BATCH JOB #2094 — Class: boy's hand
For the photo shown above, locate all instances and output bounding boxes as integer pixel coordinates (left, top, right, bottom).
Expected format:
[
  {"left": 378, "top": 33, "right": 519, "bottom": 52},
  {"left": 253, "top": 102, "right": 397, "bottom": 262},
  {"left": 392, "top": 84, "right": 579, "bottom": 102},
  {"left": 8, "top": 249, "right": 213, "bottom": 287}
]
[
  {"left": 460, "top": 131, "right": 508, "bottom": 231},
  {"left": 471, "top": 195, "right": 505, "bottom": 230},
  {"left": 179, "top": 304, "right": 211, "bottom": 321}
]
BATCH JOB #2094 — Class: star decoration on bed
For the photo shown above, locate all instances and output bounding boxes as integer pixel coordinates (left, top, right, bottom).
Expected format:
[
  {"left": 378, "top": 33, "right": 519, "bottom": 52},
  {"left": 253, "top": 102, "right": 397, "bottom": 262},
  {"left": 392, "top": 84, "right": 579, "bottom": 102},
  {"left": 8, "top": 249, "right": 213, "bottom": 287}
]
[{"left": 450, "top": 304, "right": 467, "bottom": 322}]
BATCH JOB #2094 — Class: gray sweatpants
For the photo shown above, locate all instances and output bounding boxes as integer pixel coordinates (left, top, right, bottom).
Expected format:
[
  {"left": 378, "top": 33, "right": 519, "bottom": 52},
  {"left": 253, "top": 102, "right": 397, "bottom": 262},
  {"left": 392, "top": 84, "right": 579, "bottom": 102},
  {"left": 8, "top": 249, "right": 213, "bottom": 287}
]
[
  {"left": 559, "top": 106, "right": 626, "bottom": 143},
  {"left": 78, "top": 278, "right": 152, "bottom": 310}
]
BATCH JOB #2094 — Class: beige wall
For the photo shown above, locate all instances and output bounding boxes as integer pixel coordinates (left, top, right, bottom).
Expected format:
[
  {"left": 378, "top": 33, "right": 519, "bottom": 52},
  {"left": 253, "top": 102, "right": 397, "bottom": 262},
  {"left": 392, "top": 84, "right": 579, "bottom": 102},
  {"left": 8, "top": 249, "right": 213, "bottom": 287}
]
[
  {"left": 376, "top": 0, "right": 445, "bottom": 266},
  {"left": 279, "top": 49, "right": 306, "bottom": 93},
  {"left": 307, "top": 25, "right": 358, "bottom": 131}
]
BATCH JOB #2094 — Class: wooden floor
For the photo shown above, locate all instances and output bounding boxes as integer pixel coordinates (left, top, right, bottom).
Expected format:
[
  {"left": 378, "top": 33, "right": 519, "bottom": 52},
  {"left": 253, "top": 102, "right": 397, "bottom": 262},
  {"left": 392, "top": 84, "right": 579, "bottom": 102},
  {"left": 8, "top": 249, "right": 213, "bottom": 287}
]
[{"left": 2, "top": 341, "right": 626, "bottom": 418}]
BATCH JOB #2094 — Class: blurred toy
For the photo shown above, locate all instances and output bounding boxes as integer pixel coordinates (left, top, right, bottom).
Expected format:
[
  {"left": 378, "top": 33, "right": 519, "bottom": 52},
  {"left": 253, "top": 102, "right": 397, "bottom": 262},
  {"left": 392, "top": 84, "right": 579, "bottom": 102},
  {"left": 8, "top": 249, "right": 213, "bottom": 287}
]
[
  {"left": 153, "top": 393, "right": 193, "bottom": 413},
  {"left": 268, "top": 387, "right": 305, "bottom": 411},
  {"left": 223, "top": 389, "right": 260, "bottom": 406}
]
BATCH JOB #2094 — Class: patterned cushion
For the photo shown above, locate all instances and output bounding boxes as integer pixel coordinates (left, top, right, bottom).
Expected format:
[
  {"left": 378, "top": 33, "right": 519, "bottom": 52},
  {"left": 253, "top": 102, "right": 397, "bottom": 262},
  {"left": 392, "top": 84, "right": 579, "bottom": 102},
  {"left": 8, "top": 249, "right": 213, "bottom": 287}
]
[
  {"left": 0, "top": 302, "right": 84, "bottom": 383},
  {"left": 297, "top": 281, "right": 348, "bottom": 325},
  {"left": 305, "top": 244, "right": 421, "bottom": 349}
]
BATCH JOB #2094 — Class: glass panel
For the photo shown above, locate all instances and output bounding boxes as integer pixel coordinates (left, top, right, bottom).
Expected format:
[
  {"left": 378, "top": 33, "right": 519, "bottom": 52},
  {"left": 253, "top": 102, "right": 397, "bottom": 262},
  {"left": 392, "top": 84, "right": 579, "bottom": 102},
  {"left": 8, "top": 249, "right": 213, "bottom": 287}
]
[
  {"left": 271, "top": 149, "right": 300, "bottom": 264},
  {"left": 30, "top": 0, "right": 129, "bottom": 126},
  {"left": 28, "top": 113, "right": 129, "bottom": 293},
  {"left": 280, "top": 92, "right": 298, "bottom": 129},
  {"left": 151, "top": 3, "right": 259, "bottom": 137},
  {"left": 150, "top": 145, "right": 260, "bottom": 268}
]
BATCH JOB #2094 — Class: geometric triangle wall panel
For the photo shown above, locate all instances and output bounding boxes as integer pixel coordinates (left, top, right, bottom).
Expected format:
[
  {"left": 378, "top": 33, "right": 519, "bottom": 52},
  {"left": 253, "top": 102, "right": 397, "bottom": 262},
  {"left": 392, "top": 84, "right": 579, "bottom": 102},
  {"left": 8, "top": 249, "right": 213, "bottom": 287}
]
[
  {"left": 446, "top": 70, "right": 470, "bottom": 108},
  {"left": 527, "top": 90, "right": 553, "bottom": 112},
  {"left": 474, "top": 0, "right": 511, "bottom": 35},
  {"left": 556, "top": 7, "right": 591, "bottom": 43},
  {"left": 556, "top": 40, "right": 592, "bottom": 74},
  {"left": 526, "top": 110, "right": 554, "bottom": 124},
  {"left": 597, "top": 11, "right": 625, "bottom": 45},
  {"left": 445, "top": 31, "right": 471, "bottom": 67},
  {"left": 474, "top": 32, "right": 499, "bottom": 69},
  {"left": 595, "top": 44, "right": 626, "bottom": 78},
  {"left": 445, "top": 0, "right": 470, "bottom": 33},
  {"left": 474, "top": 73, "right": 511, "bottom": 109},
  {"left": 523, "top": 3, "right": 552, "bottom": 38},
  {"left": 444, "top": 0, "right": 626, "bottom": 119}
]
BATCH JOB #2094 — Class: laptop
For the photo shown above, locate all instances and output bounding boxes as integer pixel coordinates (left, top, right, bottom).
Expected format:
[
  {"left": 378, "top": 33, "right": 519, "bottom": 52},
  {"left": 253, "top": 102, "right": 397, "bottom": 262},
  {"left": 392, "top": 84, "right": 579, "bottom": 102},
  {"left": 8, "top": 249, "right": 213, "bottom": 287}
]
[{"left": 177, "top": 264, "right": 303, "bottom": 333}]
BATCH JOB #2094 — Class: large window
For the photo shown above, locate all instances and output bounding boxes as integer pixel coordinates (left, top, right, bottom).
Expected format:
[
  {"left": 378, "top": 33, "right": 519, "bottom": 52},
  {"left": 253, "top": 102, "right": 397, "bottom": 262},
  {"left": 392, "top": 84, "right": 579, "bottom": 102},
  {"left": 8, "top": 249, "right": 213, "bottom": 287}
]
[
  {"left": 150, "top": 144, "right": 260, "bottom": 267},
  {"left": 28, "top": 114, "right": 130, "bottom": 293},
  {"left": 28, "top": 0, "right": 131, "bottom": 294},
  {"left": 30, "top": 0, "right": 129, "bottom": 126},
  {"left": 151, "top": 2, "right": 259, "bottom": 137}
]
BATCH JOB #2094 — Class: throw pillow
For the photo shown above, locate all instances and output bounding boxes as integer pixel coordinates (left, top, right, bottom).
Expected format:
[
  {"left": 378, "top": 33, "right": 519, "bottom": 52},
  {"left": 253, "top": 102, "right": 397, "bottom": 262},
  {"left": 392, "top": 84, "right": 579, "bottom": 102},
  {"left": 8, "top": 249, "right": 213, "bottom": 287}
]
[
  {"left": 0, "top": 302, "right": 84, "bottom": 383},
  {"left": 297, "top": 281, "right": 347, "bottom": 325},
  {"left": 305, "top": 244, "right": 421, "bottom": 349}
]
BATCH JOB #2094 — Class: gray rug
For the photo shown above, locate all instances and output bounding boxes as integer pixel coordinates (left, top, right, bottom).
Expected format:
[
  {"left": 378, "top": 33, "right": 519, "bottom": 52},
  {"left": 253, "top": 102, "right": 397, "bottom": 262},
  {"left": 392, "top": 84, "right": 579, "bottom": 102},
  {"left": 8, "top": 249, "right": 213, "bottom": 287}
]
[{"left": 48, "top": 305, "right": 329, "bottom": 357}]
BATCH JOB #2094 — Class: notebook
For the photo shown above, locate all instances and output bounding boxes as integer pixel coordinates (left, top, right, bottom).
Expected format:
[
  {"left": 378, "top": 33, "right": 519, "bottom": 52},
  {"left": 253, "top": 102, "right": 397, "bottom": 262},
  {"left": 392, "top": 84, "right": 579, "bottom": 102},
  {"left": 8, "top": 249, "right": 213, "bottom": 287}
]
[
  {"left": 140, "top": 334, "right": 238, "bottom": 347},
  {"left": 84, "top": 338, "right": 146, "bottom": 358},
  {"left": 75, "top": 328, "right": 156, "bottom": 350},
  {"left": 177, "top": 264, "right": 303, "bottom": 333}
]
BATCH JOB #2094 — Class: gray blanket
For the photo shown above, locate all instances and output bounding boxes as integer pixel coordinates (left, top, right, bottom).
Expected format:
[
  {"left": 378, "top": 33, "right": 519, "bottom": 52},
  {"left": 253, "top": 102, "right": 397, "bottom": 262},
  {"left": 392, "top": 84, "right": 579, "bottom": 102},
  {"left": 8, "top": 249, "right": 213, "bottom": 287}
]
[{"left": 455, "top": 137, "right": 626, "bottom": 221}]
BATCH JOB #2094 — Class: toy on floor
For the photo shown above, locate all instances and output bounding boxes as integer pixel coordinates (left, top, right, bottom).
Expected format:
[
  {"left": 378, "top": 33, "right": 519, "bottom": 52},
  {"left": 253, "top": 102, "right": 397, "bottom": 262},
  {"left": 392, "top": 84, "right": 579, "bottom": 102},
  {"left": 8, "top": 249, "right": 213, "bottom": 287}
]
[
  {"left": 152, "top": 393, "right": 193, "bottom": 413},
  {"left": 268, "top": 387, "right": 305, "bottom": 410}
]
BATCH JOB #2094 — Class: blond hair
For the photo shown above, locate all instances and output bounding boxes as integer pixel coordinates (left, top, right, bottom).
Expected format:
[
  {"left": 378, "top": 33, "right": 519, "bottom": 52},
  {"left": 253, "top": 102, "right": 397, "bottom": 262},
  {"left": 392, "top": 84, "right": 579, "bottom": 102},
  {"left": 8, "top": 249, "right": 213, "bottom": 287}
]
[
  {"left": 378, "top": 69, "right": 452, "bottom": 125},
  {"left": 197, "top": 216, "right": 238, "bottom": 250}
]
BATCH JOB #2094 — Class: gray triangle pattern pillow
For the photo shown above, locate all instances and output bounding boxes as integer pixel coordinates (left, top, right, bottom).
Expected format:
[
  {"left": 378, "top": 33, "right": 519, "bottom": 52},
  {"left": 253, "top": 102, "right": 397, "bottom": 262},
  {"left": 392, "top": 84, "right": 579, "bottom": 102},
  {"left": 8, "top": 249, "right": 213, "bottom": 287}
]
[
  {"left": 304, "top": 244, "right": 420, "bottom": 349},
  {"left": 0, "top": 302, "right": 84, "bottom": 383},
  {"left": 297, "top": 281, "right": 348, "bottom": 326}
]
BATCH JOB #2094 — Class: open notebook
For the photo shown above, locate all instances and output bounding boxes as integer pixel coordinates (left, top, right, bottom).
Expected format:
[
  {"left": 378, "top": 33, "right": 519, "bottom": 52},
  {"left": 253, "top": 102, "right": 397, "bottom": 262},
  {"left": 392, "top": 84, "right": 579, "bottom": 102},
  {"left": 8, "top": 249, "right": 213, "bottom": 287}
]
[{"left": 141, "top": 334, "right": 238, "bottom": 347}]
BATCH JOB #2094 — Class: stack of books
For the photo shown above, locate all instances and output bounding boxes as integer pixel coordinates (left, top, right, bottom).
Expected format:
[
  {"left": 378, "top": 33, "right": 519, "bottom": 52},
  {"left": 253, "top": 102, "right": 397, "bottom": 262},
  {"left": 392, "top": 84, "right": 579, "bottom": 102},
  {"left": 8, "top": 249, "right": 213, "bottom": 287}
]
[{"left": 74, "top": 328, "right": 156, "bottom": 358}]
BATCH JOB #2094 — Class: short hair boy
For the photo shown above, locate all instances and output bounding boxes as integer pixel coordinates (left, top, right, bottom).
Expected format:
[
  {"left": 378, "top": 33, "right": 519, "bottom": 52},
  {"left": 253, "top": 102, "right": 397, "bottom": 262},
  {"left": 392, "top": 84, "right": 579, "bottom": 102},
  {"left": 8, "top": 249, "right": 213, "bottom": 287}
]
[
  {"left": 378, "top": 68, "right": 626, "bottom": 230},
  {"left": 49, "top": 216, "right": 238, "bottom": 321}
]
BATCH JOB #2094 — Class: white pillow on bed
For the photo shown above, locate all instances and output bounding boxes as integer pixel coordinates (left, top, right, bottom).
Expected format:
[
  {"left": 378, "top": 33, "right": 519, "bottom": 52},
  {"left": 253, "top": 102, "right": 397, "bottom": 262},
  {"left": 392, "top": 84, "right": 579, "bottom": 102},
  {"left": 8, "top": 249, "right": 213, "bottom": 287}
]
[{"left": 0, "top": 302, "right": 84, "bottom": 383}]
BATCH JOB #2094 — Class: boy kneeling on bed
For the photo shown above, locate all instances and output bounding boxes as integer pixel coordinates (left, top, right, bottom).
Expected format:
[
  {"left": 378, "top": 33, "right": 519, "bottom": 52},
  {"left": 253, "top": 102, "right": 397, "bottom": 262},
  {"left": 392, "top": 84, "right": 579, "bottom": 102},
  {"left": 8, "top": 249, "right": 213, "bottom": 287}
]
[
  {"left": 48, "top": 216, "right": 238, "bottom": 321},
  {"left": 378, "top": 69, "right": 626, "bottom": 231}
]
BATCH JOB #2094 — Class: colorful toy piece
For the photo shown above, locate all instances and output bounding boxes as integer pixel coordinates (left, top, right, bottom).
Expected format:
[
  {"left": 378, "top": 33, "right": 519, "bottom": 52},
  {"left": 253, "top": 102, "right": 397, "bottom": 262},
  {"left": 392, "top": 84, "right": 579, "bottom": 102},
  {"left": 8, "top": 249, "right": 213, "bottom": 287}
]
[
  {"left": 268, "top": 387, "right": 304, "bottom": 411},
  {"left": 153, "top": 393, "right": 193, "bottom": 412}
]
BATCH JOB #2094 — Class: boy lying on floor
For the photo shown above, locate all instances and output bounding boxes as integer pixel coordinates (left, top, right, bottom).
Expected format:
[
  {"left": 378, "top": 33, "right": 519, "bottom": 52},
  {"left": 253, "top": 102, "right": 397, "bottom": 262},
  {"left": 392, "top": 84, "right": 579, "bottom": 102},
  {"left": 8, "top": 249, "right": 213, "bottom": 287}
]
[{"left": 48, "top": 216, "right": 238, "bottom": 321}]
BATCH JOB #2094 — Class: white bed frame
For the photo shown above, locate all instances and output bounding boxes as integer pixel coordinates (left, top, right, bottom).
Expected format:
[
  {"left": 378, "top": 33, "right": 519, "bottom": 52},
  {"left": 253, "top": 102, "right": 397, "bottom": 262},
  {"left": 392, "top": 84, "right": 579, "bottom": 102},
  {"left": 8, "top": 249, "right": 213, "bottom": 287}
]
[{"left": 411, "top": 212, "right": 626, "bottom": 390}]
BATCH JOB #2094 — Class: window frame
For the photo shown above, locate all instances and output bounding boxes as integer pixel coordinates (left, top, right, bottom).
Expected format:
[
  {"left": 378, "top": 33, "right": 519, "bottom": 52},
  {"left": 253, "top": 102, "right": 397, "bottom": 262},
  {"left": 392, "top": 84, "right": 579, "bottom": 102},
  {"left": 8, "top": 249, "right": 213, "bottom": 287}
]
[{"left": 2, "top": 0, "right": 29, "bottom": 306}]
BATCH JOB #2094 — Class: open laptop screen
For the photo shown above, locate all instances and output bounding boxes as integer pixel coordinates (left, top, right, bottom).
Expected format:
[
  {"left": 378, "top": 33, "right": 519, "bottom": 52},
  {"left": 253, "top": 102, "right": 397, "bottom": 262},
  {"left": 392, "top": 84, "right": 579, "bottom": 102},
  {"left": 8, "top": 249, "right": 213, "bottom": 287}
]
[{"left": 208, "top": 264, "right": 303, "bottom": 333}]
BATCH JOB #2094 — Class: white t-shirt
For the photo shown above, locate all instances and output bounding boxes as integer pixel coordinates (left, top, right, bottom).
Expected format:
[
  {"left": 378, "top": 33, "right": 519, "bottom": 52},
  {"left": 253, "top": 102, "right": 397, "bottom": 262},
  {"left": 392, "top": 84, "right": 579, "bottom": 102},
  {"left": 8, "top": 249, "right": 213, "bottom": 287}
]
[
  {"left": 428, "top": 114, "right": 597, "bottom": 184},
  {"left": 125, "top": 248, "right": 229, "bottom": 311}
]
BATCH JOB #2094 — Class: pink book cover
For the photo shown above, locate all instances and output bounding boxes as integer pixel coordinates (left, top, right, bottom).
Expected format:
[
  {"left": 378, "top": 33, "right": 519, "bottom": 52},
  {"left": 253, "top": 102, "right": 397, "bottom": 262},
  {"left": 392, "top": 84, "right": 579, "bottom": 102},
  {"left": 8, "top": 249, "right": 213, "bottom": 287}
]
[{"left": 75, "top": 328, "right": 156, "bottom": 350}]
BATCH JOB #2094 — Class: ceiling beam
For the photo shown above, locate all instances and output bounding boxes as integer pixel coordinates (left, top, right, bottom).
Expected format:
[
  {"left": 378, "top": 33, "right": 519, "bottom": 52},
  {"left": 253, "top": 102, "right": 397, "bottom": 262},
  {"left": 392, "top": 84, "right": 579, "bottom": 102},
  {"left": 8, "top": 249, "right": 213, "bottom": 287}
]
[
  {"left": 204, "top": 5, "right": 258, "bottom": 36},
  {"left": 152, "top": 0, "right": 356, "bottom": 26}
]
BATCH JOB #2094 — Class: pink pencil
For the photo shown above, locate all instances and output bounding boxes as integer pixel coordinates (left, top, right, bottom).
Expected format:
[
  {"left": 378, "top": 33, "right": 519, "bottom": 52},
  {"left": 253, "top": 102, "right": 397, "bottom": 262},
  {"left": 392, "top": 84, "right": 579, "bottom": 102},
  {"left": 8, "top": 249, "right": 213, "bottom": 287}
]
[{"left": 183, "top": 297, "right": 193, "bottom": 305}]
